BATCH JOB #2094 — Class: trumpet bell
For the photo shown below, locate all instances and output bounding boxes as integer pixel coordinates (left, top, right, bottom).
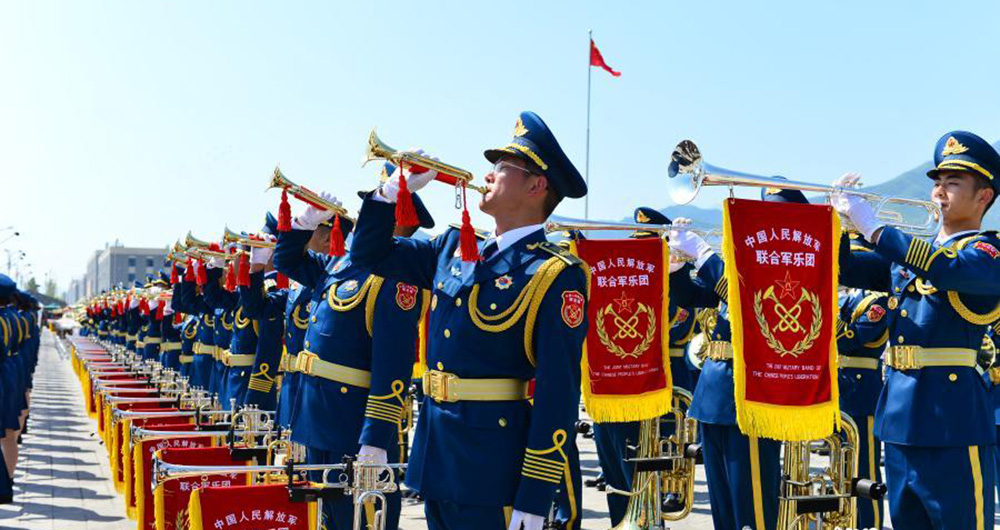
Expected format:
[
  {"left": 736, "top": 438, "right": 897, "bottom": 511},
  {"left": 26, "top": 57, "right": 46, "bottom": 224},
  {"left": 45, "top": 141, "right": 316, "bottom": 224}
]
[{"left": 667, "top": 140, "right": 705, "bottom": 205}]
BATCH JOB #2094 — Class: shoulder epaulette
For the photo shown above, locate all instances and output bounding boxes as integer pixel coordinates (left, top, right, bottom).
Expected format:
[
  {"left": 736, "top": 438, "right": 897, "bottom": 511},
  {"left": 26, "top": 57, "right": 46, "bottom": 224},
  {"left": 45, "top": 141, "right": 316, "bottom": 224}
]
[
  {"left": 532, "top": 241, "right": 583, "bottom": 267},
  {"left": 447, "top": 223, "right": 490, "bottom": 240}
]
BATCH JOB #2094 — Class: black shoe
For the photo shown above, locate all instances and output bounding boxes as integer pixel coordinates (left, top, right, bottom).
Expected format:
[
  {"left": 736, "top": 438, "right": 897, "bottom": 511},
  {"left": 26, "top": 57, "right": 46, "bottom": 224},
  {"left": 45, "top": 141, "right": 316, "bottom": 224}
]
[{"left": 584, "top": 475, "right": 604, "bottom": 488}]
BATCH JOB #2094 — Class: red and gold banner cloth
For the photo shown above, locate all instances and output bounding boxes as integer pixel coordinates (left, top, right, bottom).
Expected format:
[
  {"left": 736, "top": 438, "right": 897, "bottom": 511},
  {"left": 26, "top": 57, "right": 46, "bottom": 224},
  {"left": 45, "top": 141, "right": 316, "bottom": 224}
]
[
  {"left": 722, "top": 199, "right": 840, "bottom": 441},
  {"left": 130, "top": 424, "right": 213, "bottom": 527},
  {"left": 155, "top": 446, "right": 251, "bottom": 530},
  {"left": 573, "top": 238, "right": 671, "bottom": 422},
  {"left": 189, "top": 483, "right": 316, "bottom": 530}
]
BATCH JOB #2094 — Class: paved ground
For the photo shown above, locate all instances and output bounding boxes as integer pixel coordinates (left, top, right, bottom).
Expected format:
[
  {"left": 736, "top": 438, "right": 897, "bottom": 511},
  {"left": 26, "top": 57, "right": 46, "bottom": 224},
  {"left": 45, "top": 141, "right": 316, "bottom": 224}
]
[{"left": 21, "top": 330, "right": 1000, "bottom": 530}]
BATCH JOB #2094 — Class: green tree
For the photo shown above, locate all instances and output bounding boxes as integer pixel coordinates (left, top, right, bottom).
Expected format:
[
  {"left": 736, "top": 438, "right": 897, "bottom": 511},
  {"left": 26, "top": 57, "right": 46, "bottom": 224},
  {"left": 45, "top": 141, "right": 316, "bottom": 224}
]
[
  {"left": 25, "top": 277, "right": 39, "bottom": 293},
  {"left": 44, "top": 278, "right": 57, "bottom": 298}
]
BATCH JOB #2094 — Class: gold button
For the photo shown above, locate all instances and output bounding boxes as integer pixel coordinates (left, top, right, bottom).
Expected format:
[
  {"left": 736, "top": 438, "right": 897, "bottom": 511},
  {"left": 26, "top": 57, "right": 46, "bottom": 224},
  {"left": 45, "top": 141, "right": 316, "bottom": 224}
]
[
  {"left": 436, "top": 362, "right": 444, "bottom": 370},
  {"left": 900, "top": 309, "right": 908, "bottom": 317},
  {"left": 311, "top": 316, "right": 317, "bottom": 323},
  {"left": 948, "top": 373, "right": 958, "bottom": 382},
  {"left": 444, "top": 329, "right": 451, "bottom": 338},
  {"left": 490, "top": 303, "right": 497, "bottom": 310},
  {"left": 897, "top": 336, "right": 904, "bottom": 344},
  {"left": 894, "top": 286, "right": 900, "bottom": 292},
  {"left": 856, "top": 374, "right": 862, "bottom": 380},
  {"left": 431, "top": 295, "right": 438, "bottom": 311},
  {"left": 498, "top": 417, "right": 508, "bottom": 427},
  {"left": 340, "top": 387, "right": 348, "bottom": 393},
  {"left": 907, "top": 285, "right": 915, "bottom": 292},
  {"left": 455, "top": 298, "right": 462, "bottom": 307},
  {"left": 305, "top": 340, "right": 310, "bottom": 348},
  {"left": 437, "top": 282, "right": 444, "bottom": 289}
]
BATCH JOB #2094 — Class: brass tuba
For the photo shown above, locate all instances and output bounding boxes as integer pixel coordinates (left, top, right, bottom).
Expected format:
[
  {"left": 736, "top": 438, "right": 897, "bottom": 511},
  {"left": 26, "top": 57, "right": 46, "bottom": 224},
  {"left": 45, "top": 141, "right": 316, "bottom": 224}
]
[
  {"left": 363, "top": 128, "right": 488, "bottom": 194},
  {"left": 777, "top": 412, "right": 886, "bottom": 529}
]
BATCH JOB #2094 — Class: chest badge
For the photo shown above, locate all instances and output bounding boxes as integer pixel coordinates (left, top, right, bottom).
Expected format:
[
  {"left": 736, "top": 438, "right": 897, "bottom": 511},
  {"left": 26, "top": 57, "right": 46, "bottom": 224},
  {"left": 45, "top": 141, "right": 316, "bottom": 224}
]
[
  {"left": 887, "top": 297, "right": 898, "bottom": 310},
  {"left": 495, "top": 275, "right": 514, "bottom": 290},
  {"left": 342, "top": 280, "right": 359, "bottom": 292}
]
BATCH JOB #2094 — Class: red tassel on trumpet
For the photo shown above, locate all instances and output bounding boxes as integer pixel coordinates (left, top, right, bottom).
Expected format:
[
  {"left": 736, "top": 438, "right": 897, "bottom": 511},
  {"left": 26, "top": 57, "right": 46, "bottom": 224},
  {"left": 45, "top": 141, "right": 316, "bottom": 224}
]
[
  {"left": 394, "top": 173, "right": 419, "bottom": 228},
  {"left": 236, "top": 253, "right": 251, "bottom": 287},
  {"left": 278, "top": 191, "right": 292, "bottom": 232},
  {"left": 328, "top": 216, "right": 346, "bottom": 257}
]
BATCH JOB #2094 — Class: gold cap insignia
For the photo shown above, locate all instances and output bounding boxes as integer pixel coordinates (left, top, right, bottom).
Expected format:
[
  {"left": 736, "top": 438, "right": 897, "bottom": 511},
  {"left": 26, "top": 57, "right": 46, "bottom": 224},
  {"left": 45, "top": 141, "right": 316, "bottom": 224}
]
[
  {"left": 942, "top": 136, "right": 969, "bottom": 157},
  {"left": 513, "top": 117, "right": 528, "bottom": 138},
  {"left": 765, "top": 187, "right": 782, "bottom": 195},
  {"left": 635, "top": 210, "right": 650, "bottom": 223},
  {"left": 379, "top": 165, "right": 390, "bottom": 183}
]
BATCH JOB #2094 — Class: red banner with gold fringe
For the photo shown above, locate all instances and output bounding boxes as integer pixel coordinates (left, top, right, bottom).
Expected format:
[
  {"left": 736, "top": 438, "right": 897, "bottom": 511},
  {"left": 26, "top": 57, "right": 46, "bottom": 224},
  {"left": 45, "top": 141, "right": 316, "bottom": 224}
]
[
  {"left": 573, "top": 238, "right": 672, "bottom": 422},
  {"left": 155, "top": 446, "right": 251, "bottom": 530},
  {"left": 722, "top": 198, "right": 840, "bottom": 441},
  {"left": 189, "top": 483, "right": 316, "bottom": 530}
]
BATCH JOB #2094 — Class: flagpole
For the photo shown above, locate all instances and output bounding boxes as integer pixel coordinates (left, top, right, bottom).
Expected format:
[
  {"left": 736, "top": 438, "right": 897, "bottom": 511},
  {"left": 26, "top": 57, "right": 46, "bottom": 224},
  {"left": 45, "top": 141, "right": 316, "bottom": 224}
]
[{"left": 585, "top": 29, "right": 592, "bottom": 220}]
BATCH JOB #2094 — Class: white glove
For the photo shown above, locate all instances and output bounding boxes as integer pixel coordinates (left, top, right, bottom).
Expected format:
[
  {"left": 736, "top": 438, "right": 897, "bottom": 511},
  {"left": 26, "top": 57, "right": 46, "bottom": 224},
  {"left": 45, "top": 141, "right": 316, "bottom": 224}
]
[
  {"left": 357, "top": 445, "right": 387, "bottom": 465},
  {"left": 378, "top": 151, "right": 438, "bottom": 203},
  {"left": 669, "top": 218, "right": 713, "bottom": 268},
  {"left": 507, "top": 510, "right": 544, "bottom": 530},
  {"left": 162, "top": 299, "right": 174, "bottom": 316},
  {"left": 293, "top": 191, "right": 339, "bottom": 230},
  {"left": 207, "top": 256, "right": 226, "bottom": 269},
  {"left": 250, "top": 246, "right": 274, "bottom": 266},
  {"left": 129, "top": 297, "right": 140, "bottom": 309},
  {"left": 831, "top": 172, "right": 883, "bottom": 241},
  {"left": 148, "top": 299, "right": 160, "bottom": 310}
]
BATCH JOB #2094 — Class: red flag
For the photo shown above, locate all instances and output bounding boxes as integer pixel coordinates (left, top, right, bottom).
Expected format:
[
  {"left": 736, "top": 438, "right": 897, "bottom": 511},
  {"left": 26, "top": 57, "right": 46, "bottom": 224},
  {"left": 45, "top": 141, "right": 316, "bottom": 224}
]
[{"left": 590, "top": 39, "right": 621, "bottom": 77}]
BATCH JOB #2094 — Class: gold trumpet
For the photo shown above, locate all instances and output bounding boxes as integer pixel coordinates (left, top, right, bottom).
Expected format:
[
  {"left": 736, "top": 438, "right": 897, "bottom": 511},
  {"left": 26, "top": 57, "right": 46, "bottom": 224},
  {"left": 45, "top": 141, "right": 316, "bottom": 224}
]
[
  {"left": 223, "top": 227, "right": 276, "bottom": 249},
  {"left": 543, "top": 217, "right": 722, "bottom": 261},
  {"left": 363, "top": 128, "right": 488, "bottom": 195},
  {"left": 268, "top": 167, "right": 352, "bottom": 218},
  {"left": 667, "top": 140, "right": 943, "bottom": 237},
  {"left": 184, "top": 231, "right": 233, "bottom": 261}
]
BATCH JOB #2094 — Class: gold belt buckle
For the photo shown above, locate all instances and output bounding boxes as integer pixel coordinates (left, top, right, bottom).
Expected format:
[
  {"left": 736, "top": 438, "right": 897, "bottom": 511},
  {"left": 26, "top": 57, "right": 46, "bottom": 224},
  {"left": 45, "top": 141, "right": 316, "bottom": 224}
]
[
  {"left": 426, "top": 370, "right": 458, "bottom": 403},
  {"left": 298, "top": 352, "right": 316, "bottom": 375},
  {"left": 889, "top": 345, "right": 920, "bottom": 370}
]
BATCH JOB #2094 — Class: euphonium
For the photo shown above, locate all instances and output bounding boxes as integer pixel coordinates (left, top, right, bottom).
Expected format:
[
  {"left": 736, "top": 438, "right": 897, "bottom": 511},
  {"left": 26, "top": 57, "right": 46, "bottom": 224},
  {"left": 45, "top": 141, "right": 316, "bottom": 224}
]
[
  {"left": 659, "top": 388, "right": 699, "bottom": 522},
  {"left": 777, "top": 412, "right": 885, "bottom": 529},
  {"left": 268, "top": 167, "right": 353, "bottom": 218},
  {"left": 223, "top": 226, "right": 276, "bottom": 249},
  {"left": 667, "top": 139, "right": 943, "bottom": 237},
  {"left": 363, "top": 128, "right": 487, "bottom": 195},
  {"left": 607, "top": 418, "right": 663, "bottom": 530}
]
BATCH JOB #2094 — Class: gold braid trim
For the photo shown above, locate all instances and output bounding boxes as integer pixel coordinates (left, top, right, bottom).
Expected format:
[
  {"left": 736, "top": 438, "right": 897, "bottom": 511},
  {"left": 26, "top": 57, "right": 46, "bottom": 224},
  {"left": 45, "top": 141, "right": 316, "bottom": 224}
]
[
  {"left": 524, "top": 257, "right": 589, "bottom": 366},
  {"left": 248, "top": 363, "right": 276, "bottom": 393},
  {"left": 327, "top": 276, "right": 378, "bottom": 312},
  {"left": 521, "top": 430, "right": 569, "bottom": 484},
  {"left": 183, "top": 323, "right": 197, "bottom": 340},
  {"left": 946, "top": 291, "right": 1000, "bottom": 325},
  {"left": 235, "top": 308, "right": 250, "bottom": 329},
  {"left": 863, "top": 329, "right": 889, "bottom": 348},
  {"left": 850, "top": 292, "right": 886, "bottom": 324},
  {"left": 202, "top": 314, "right": 214, "bottom": 327},
  {"left": 291, "top": 304, "right": 310, "bottom": 330},
  {"left": 364, "top": 277, "right": 385, "bottom": 337},
  {"left": 221, "top": 314, "right": 233, "bottom": 331},
  {"left": 365, "top": 380, "right": 406, "bottom": 424}
]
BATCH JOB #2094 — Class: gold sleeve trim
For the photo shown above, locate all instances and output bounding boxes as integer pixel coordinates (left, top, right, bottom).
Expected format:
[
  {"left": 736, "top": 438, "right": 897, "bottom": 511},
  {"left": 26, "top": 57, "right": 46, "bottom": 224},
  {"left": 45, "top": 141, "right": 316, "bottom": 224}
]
[{"left": 364, "top": 277, "right": 385, "bottom": 337}]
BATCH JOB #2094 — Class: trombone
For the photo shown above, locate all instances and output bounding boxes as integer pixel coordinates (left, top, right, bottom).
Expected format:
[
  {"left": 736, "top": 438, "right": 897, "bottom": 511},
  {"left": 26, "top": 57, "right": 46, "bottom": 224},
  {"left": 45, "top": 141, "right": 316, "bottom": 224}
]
[
  {"left": 223, "top": 226, "right": 276, "bottom": 249},
  {"left": 268, "top": 167, "right": 353, "bottom": 219},
  {"left": 667, "top": 140, "right": 943, "bottom": 237},
  {"left": 363, "top": 128, "right": 488, "bottom": 195}
]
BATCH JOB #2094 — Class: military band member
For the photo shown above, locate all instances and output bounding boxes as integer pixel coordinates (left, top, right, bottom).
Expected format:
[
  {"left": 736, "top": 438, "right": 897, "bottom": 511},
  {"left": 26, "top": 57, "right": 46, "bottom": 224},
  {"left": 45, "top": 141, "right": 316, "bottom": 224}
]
[
  {"left": 0, "top": 275, "right": 17, "bottom": 503},
  {"left": 834, "top": 130, "right": 999, "bottom": 529},
  {"left": 986, "top": 321, "right": 1000, "bottom": 504},
  {"left": 202, "top": 259, "right": 238, "bottom": 402},
  {"left": 274, "top": 190, "right": 432, "bottom": 530},
  {"left": 177, "top": 312, "right": 198, "bottom": 378},
  {"left": 349, "top": 111, "right": 589, "bottom": 530},
  {"left": 159, "top": 295, "right": 183, "bottom": 372},
  {"left": 836, "top": 278, "right": 888, "bottom": 529},
  {"left": 174, "top": 262, "right": 217, "bottom": 390},
  {"left": 666, "top": 186, "right": 807, "bottom": 530}
]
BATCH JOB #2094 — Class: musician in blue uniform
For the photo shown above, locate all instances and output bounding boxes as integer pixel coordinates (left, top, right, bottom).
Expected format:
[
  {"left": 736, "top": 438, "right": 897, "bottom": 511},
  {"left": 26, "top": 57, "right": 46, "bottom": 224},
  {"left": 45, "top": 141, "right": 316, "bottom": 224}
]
[
  {"left": 202, "top": 257, "right": 238, "bottom": 402},
  {"left": 349, "top": 112, "right": 589, "bottom": 530},
  {"left": 837, "top": 235, "right": 889, "bottom": 529},
  {"left": 0, "top": 275, "right": 16, "bottom": 503},
  {"left": 833, "top": 130, "right": 999, "bottom": 529},
  {"left": 274, "top": 188, "right": 433, "bottom": 530},
  {"left": 667, "top": 187, "right": 807, "bottom": 530},
  {"left": 985, "top": 321, "right": 1000, "bottom": 505},
  {"left": 159, "top": 291, "right": 184, "bottom": 372},
  {"left": 177, "top": 313, "right": 198, "bottom": 378},
  {"left": 174, "top": 262, "right": 217, "bottom": 391}
]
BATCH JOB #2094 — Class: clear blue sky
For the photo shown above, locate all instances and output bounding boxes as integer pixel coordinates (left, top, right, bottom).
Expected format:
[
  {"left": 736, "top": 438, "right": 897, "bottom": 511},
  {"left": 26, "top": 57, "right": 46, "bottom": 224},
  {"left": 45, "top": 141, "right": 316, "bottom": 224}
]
[{"left": 2, "top": 1, "right": 999, "bottom": 294}]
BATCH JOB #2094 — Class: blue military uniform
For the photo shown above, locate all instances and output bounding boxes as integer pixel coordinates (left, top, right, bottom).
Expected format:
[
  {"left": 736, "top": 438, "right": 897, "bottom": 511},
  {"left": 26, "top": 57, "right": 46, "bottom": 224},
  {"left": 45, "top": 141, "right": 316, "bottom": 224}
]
[
  {"left": 239, "top": 271, "right": 284, "bottom": 410},
  {"left": 202, "top": 266, "right": 238, "bottom": 403},
  {"left": 984, "top": 321, "right": 1000, "bottom": 505},
  {"left": 350, "top": 112, "right": 590, "bottom": 529},
  {"left": 840, "top": 131, "right": 999, "bottom": 529},
  {"left": 0, "top": 274, "right": 16, "bottom": 502},
  {"left": 682, "top": 185, "right": 810, "bottom": 530},
  {"left": 177, "top": 314, "right": 198, "bottom": 378},
  {"left": 275, "top": 200, "right": 428, "bottom": 530},
  {"left": 837, "top": 281, "right": 888, "bottom": 529},
  {"left": 174, "top": 271, "right": 217, "bottom": 391}
]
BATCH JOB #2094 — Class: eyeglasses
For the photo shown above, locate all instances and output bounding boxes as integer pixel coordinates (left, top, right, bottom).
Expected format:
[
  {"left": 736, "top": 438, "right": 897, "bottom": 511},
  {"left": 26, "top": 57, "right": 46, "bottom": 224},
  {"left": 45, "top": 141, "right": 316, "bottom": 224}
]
[{"left": 491, "top": 160, "right": 535, "bottom": 177}]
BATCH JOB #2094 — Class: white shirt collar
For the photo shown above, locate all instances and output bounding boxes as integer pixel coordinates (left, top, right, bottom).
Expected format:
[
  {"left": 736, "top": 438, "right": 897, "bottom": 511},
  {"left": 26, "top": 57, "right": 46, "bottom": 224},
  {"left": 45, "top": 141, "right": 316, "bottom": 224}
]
[
  {"left": 487, "top": 223, "right": 546, "bottom": 254},
  {"left": 936, "top": 229, "right": 978, "bottom": 246}
]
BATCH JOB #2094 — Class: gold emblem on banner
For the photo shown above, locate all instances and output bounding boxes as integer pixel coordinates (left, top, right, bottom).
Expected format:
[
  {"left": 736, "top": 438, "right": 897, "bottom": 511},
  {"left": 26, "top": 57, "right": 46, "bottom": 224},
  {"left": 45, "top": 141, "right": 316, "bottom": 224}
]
[
  {"left": 753, "top": 274, "right": 822, "bottom": 357},
  {"left": 595, "top": 291, "right": 657, "bottom": 359}
]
